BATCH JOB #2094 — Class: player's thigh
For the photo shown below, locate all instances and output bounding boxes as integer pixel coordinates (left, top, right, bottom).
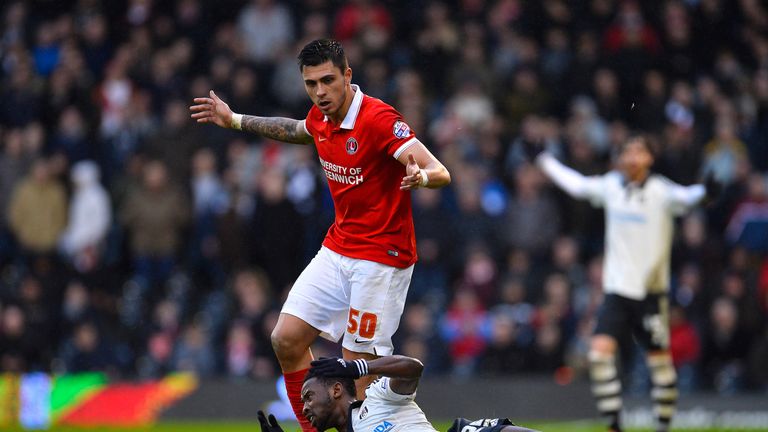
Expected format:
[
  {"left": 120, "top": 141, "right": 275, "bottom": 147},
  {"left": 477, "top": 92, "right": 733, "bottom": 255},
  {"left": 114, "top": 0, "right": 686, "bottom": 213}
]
[
  {"left": 281, "top": 247, "right": 351, "bottom": 343},
  {"left": 342, "top": 259, "right": 414, "bottom": 356},
  {"left": 632, "top": 294, "right": 670, "bottom": 351},
  {"left": 593, "top": 294, "right": 631, "bottom": 351}
]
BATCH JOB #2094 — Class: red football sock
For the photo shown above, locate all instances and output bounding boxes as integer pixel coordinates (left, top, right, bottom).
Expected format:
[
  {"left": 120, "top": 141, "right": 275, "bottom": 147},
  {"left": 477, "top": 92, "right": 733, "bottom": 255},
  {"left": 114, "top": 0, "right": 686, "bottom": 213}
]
[{"left": 284, "top": 368, "right": 317, "bottom": 432}]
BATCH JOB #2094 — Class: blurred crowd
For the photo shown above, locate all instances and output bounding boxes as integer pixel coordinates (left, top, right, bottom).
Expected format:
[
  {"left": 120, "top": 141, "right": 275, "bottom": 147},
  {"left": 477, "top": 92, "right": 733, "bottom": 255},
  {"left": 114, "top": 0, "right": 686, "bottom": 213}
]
[{"left": 0, "top": 0, "right": 767, "bottom": 395}]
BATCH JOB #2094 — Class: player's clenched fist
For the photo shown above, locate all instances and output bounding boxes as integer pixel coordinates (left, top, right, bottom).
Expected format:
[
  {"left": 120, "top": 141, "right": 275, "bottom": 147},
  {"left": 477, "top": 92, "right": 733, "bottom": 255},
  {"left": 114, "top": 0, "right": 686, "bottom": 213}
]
[
  {"left": 189, "top": 90, "right": 235, "bottom": 129},
  {"left": 310, "top": 357, "right": 369, "bottom": 379},
  {"left": 257, "top": 410, "right": 285, "bottom": 432}
]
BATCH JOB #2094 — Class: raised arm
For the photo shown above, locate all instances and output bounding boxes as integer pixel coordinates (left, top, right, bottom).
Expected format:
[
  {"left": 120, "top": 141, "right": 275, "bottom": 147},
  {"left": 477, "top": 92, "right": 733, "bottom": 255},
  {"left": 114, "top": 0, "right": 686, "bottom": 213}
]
[
  {"left": 190, "top": 90, "right": 313, "bottom": 145},
  {"left": 666, "top": 172, "right": 721, "bottom": 214},
  {"left": 667, "top": 183, "right": 706, "bottom": 207},
  {"left": 664, "top": 180, "right": 707, "bottom": 216},
  {"left": 536, "top": 152, "right": 603, "bottom": 201},
  {"left": 365, "top": 355, "right": 424, "bottom": 395},
  {"left": 309, "top": 355, "right": 424, "bottom": 396}
]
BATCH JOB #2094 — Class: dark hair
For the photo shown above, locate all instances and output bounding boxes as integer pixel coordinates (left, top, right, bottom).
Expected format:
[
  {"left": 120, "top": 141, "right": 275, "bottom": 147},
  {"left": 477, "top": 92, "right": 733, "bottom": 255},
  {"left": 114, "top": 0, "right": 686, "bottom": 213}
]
[
  {"left": 303, "top": 369, "right": 357, "bottom": 398},
  {"left": 297, "top": 39, "right": 348, "bottom": 72},
  {"left": 616, "top": 133, "right": 657, "bottom": 159}
]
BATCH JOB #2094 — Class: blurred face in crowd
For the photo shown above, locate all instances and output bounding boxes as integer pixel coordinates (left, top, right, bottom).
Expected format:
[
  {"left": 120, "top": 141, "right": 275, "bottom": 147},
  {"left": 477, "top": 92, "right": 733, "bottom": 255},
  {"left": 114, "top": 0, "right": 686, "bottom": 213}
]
[
  {"left": 258, "top": 168, "right": 287, "bottom": 203},
  {"left": 143, "top": 161, "right": 168, "bottom": 190},
  {"left": 192, "top": 148, "right": 216, "bottom": 177},
  {"left": 31, "top": 159, "right": 51, "bottom": 183},
  {"left": 2, "top": 306, "right": 25, "bottom": 337},
  {"left": 74, "top": 323, "right": 99, "bottom": 351},
  {"left": 618, "top": 137, "right": 653, "bottom": 182},
  {"left": 301, "top": 60, "right": 353, "bottom": 122}
]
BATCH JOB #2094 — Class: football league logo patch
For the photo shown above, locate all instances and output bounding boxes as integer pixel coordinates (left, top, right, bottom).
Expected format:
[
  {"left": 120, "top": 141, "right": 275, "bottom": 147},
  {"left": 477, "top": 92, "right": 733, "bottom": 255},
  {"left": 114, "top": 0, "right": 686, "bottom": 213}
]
[
  {"left": 393, "top": 120, "right": 410, "bottom": 139},
  {"left": 346, "top": 137, "right": 359, "bottom": 154}
]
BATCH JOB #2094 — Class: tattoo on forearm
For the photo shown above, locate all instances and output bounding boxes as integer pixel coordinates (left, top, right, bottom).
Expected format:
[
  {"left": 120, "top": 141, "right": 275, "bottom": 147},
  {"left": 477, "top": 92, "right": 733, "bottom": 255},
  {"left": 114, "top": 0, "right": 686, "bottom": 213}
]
[{"left": 240, "top": 116, "right": 312, "bottom": 144}]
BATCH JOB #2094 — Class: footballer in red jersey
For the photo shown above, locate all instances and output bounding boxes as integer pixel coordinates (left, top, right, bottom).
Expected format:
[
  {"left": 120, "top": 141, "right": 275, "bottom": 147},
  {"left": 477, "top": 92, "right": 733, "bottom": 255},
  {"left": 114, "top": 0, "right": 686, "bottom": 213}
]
[{"left": 190, "top": 39, "right": 450, "bottom": 432}]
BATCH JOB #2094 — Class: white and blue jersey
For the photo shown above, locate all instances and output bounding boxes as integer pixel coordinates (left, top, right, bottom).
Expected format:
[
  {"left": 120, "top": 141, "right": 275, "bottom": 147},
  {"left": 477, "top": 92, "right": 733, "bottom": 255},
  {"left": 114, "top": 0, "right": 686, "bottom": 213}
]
[
  {"left": 347, "top": 377, "right": 437, "bottom": 432},
  {"left": 537, "top": 153, "right": 705, "bottom": 300}
]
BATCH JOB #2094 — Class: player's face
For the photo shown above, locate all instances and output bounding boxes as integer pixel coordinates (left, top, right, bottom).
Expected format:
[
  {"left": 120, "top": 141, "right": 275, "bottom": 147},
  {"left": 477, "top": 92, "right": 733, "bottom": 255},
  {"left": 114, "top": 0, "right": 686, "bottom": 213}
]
[
  {"left": 619, "top": 139, "right": 653, "bottom": 181},
  {"left": 300, "top": 378, "right": 342, "bottom": 431},
  {"left": 302, "top": 61, "right": 352, "bottom": 119}
]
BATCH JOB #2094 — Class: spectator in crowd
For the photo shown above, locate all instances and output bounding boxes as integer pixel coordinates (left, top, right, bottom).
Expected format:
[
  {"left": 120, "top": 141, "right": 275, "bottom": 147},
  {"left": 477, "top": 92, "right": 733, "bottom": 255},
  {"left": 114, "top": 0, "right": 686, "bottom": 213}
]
[
  {"left": 121, "top": 160, "right": 190, "bottom": 289},
  {"left": 725, "top": 172, "right": 768, "bottom": 252},
  {"left": 58, "top": 321, "right": 117, "bottom": 373},
  {"left": 145, "top": 100, "right": 203, "bottom": 183},
  {"left": 60, "top": 280, "right": 99, "bottom": 337},
  {"left": 439, "top": 289, "right": 489, "bottom": 376},
  {"left": 188, "top": 147, "right": 228, "bottom": 287},
  {"left": 457, "top": 246, "right": 499, "bottom": 307},
  {"left": 237, "top": 0, "right": 294, "bottom": 64},
  {"left": 226, "top": 320, "right": 255, "bottom": 378},
  {"left": 7, "top": 158, "right": 67, "bottom": 260},
  {"left": 701, "top": 297, "right": 751, "bottom": 393},
  {"left": 668, "top": 304, "right": 701, "bottom": 393},
  {"left": 173, "top": 320, "right": 216, "bottom": 377},
  {"left": 140, "top": 300, "right": 181, "bottom": 378},
  {"left": 0, "top": 129, "right": 35, "bottom": 263},
  {"left": 250, "top": 167, "right": 303, "bottom": 292},
  {"left": 480, "top": 282, "right": 535, "bottom": 375},
  {"left": 504, "top": 164, "right": 560, "bottom": 256},
  {"left": 0, "top": 304, "right": 39, "bottom": 372},
  {"left": 333, "top": 0, "right": 392, "bottom": 47},
  {"left": 394, "top": 303, "right": 446, "bottom": 375},
  {"left": 409, "top": 187, "right": 451, "bottom": 308},
  {"left": 701, "top": 117, "right": 749, "bottom": 186},
  {"left": 532, "top": 274, "right": 574, "bottom": 372},
  {"left": 59, "top": 160, "right": 111, "bottom": 272}
]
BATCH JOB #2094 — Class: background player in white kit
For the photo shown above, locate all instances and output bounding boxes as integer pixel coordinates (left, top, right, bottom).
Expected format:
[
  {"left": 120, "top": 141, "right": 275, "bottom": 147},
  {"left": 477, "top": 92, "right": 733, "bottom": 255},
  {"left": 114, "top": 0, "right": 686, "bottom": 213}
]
[
  {"left": 531, "top": 136, "right": 718, "bottom": 432},
  {"left": 256, "top": 355, "right": 538, "bottom": 432}
]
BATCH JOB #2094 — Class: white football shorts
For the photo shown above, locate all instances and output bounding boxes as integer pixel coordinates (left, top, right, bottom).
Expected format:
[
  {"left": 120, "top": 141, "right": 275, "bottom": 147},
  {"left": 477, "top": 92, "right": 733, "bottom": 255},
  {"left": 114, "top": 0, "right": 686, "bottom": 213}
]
[{"left": 281, "top": 246, "right": 414, "bottom": 356}]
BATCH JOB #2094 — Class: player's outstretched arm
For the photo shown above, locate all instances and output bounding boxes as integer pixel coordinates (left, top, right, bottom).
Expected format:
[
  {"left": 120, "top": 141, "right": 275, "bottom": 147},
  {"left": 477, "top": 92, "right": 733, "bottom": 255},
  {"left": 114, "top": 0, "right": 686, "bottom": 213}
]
[
  {"left": 398, "top": 142, "right": 451, "bottom": 190},
  {"left": 190, "top": 90, "right": 313, "bottom": 145},
  {"left": 535, "top": 152, "right": 601, "bottom": 200},
  {"left": 666, "top": 181, "right": 707, "bottom": 208}
]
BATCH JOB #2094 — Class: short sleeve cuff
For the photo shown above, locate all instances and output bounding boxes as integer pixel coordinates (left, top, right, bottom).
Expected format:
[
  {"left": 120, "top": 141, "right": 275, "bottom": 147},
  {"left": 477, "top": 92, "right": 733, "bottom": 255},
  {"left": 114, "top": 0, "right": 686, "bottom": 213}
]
[
  {"left": 366, "top": 377, "right": 416, "bottom": 402},
  {"left": 392, "top": 137, "right": 419, "bottom": 159}
]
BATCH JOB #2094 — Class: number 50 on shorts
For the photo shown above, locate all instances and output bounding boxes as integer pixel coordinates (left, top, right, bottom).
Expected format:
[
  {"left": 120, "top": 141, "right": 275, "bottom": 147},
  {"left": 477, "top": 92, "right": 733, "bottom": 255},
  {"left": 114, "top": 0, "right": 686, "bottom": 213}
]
[{"left": 347, "top": 308, "right": 378, "bottom": 339}]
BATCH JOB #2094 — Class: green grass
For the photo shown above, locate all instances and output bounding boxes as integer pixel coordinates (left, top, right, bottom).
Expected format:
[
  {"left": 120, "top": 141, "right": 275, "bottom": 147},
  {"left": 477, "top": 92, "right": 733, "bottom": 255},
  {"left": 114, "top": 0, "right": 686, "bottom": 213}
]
[{"left": 4, "top": 421, "right": 768, "bottom": 432}]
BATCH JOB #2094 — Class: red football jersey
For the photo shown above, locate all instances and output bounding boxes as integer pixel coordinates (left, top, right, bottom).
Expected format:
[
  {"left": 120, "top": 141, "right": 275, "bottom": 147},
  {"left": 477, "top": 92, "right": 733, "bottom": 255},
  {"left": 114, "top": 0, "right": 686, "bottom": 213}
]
[{"left": 304, "top": 85, "right": 418, "bottom": 268}]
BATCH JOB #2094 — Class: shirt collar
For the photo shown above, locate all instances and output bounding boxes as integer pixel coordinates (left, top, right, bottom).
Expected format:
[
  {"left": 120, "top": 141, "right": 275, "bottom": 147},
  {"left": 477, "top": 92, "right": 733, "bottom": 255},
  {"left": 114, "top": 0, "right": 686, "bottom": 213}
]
[
  {"left": 347, "top": 399, "right": 363, "bottom": 431},
  {"left": 620, "top": 171, "right": 651, "bottom": 188},
  {"left": 325, "top": 84, "right": 364, "bottom": 130}
]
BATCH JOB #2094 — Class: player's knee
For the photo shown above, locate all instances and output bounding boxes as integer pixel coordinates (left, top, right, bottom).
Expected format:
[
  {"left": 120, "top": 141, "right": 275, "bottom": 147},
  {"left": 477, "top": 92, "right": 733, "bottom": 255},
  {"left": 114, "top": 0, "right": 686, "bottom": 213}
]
[
  {"left": 647, "top": 353, "right": 677, "bottom": 386},
  {"left": 270, "top": 327, "right": 300, "bottom": 360},
  {"left": 590, "top": 335, "right": 617, "bottom": 355}
]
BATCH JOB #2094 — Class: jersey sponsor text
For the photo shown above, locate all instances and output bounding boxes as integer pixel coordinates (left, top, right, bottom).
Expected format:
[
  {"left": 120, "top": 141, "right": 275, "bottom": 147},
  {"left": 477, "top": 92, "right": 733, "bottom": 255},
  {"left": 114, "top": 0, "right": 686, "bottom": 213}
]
[{"left": 319, "top": 157, "right": 364, "bottom": 185}]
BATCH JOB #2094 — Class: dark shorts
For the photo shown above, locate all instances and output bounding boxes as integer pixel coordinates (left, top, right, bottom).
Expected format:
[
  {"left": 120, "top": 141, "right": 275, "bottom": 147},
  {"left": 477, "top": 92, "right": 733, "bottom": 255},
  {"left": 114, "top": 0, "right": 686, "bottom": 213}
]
[{"left": 594, "top": 293, "right": 670, "bottom": 351}]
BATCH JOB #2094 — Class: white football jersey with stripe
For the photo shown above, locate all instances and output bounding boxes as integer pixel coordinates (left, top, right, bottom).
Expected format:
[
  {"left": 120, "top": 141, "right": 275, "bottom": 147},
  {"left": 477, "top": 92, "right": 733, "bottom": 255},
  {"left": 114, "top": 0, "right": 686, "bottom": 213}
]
[
  {"left": 538, "top": 153, "right": 705, "bottom": 300},
  {"left": 349, "top": 377, "right": 438, "bottom": 432}
]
